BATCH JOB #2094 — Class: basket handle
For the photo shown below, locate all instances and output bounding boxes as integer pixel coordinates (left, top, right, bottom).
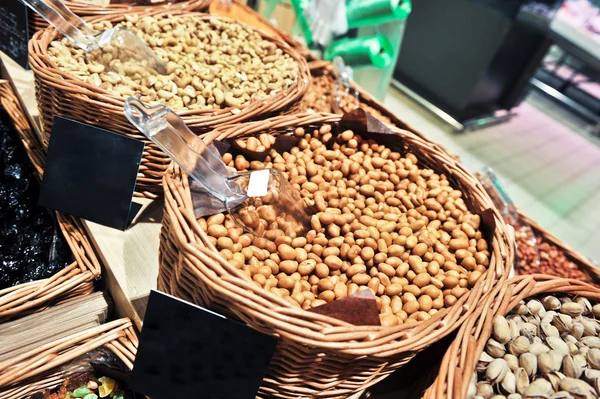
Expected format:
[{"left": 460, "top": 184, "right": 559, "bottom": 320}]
[{"left": 19, "top": 0, "right": 98, "bottom": 51}]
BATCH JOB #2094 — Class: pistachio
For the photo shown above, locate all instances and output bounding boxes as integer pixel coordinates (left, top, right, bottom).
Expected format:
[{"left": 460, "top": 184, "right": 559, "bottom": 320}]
[
  {"left": 487, "top": 359, "right": 510, "bottom": 384},
  {"left": 524, "top": 378, "right": 553, "bottom": 399},
  {"left": 501, "top": 371, "right": 517, "bottom": 394},
  {"left": 487, "top": 338, "right": 507, "bottom": 358},
  {"left": 516, "top": 368, "right": 530, "bottom": 395},
  {"left": 546, "top": 337, "right": 569, "bottom": 357},
  {"left": 563, "top": 355, "right": 583, "bottom": 379},
  {"left": 549, "top": 392, "right": 574, "bottom": 399},
  {"left": 477, "top": 381, "right": 495, "bottom": 399},
  {"left": 505, "top": 354, "right": 520, "bottom": 372},
  {"left": 494, "top": 315, "right": 512, "bottom": 344},
  {"left": 527, "top": 300, "right": 545, "bottom": 316},
  {"left": 561, "top": 303, "right": 584, "bottom": 318},
  {"left": 530, "top": 343, "right": 551, "bottom": 356},
  {"left": 538, "top": 352, "right": 558, "bottom": 374},
  {"left": 587, "top": 348, "right": 600, "bottom": 369},
  {"left": 542, "top": 296, "right": 561, "bottom": 311},
  {"left": 558, "top": 377, "right": 596, "bottom": 399},
  {"left": 520, "top": 353, "right": 538, "bottom": 378},
  {"left": 581, "top": 337, "right": 600, "bottom": 349},
  {"left": 552, "top": 314, "right": 573, "bottom": 334},
  {"left": 509, "top": 336, "right": 531, "bottom": 356}
]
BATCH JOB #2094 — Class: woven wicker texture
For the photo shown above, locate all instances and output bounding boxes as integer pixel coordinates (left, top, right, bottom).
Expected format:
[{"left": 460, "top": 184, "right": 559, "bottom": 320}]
[
  {"left": 0, "top": 81, "right": 101, "bottom": 321},
  {"left": 0, "top": 318, "right": 137, "bottom": 399},
  {"left": 29, "top": 12, "right": 311, "bottom": 198},
  {"left": 423, "top": 274, "right": 600, "bottom": 399},
  {"left": 159, "top": 112, "right": 513, "bottom": 398},
  {"left": 27, "top": 0, "right": 210, "bottom": 37},
  {"left": 517, "top": 210, "right": 600, "bottom": 282}
]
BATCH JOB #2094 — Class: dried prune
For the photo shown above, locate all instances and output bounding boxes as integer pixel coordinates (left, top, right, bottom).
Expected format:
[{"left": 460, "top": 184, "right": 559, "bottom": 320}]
[{"left": 0, "top": 111, "right": 71, "bottom": 290}]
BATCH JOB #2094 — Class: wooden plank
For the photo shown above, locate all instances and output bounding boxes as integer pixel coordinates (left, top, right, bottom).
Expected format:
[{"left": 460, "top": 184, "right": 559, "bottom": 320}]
[{"left": 82, "top": 198, "right": 162, "bottom": 330}]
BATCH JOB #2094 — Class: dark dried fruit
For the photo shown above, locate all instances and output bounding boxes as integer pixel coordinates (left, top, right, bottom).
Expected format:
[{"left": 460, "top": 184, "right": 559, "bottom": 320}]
[{"left": 0, "top": 111, "right": 71, "bottom": 290}]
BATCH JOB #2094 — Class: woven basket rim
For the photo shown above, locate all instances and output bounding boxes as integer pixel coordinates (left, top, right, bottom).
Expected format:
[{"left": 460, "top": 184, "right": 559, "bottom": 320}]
[
  {"left": 28, "top": 11, "right": 310, "bottom": 125},
  {"left": 0, "top": 82, "right": 101, "bottom": 320},
  {"left": 0, "top": 318, "right": 137, "bottom": 396},
  {"left": 61, "top": 0, "right": 207, "bottom": 12},
  {"left": 162, "top": 112, "right": 514, "bottom": 355},
  {"left": 424, "top": 274, "right": 600, "bottom": 399}
]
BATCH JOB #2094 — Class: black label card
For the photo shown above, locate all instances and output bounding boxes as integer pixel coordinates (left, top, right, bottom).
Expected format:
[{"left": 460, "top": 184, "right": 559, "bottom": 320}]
[
  {"left": 39, "top": 117, "right": 144, "bottom": 230},
  {"left": 131, "top": 290, "right": 277, "bottom": 399},
  {"left": 0, "top": 0, "right": 30, "bottom": 69}
]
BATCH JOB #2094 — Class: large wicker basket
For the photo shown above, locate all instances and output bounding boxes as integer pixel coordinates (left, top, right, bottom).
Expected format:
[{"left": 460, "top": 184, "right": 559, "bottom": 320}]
[
  {"left": 27, "top": 0, "right": 210, "bottom": 36},
  {"left": 0, "top": 81, "right": 101, "bottom": 321},
  {"left": 159, "top": 112, "right": 513, "bottom": 398},
  {"left": 28, "top": 12, "right": 311, "bottom": 198},
  {"left": 423, "top": 274, "right": 600, "bottom": 399},
  {"left": 0, "top": 318, "right": 137, "bottom": 399}
]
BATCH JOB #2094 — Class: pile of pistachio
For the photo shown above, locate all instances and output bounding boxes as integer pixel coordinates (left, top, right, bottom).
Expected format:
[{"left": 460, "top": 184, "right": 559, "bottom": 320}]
[
  {"left": 469, "top": 296, "right": 600, "bottom": 399},
  {"left": 47, "top": 14, "right": 300, "bottom": 110}
]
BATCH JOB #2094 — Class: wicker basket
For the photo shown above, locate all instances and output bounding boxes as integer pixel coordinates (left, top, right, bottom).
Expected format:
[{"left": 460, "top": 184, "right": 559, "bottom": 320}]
[
  {"left": 0, "top": 318, "right": 137, "bottom": 399},
  {"left": 0, "top": 81, "right": 101, "bottom": 321},
  {"left": 28, "top": 12, "right": 311, "bottom": 198},
  {"left": 159, "top": 112, "right": 513, "bottom": 398},
  {"left": 27, "top": 0, "right": 210, "bottom": 37},
  {"left": 297, "top": 60, "right": 418, "bottom": 134},
  {"left": 516, "top": 210, "right": 600, "bottom": 284},
  {"left": 423, "top": 274, "right": 600, "bottom": 399}
]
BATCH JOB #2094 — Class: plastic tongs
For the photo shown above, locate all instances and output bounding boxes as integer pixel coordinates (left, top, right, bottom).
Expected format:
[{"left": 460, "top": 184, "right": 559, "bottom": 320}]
[
  {"left": 332, "top": 56, "right": 359, "bottom": 113},
  {"left": 20, "top": 0, "right": 166, "bottom": 75},
  {"left": 479, "top": 167, "right": 540, "bottom": 270},
  {"left": 124, "top": 97, "right": 312, "bottom": 237}
]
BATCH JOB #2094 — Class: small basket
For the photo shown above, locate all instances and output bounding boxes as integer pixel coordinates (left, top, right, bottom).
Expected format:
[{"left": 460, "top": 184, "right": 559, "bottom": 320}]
[
  {"left": 0, "top": 318, "right": 137, "bottom": 398},
  {"left": 28, "top": 12, "right": 311, "bottom": 198},
  {"left": 27, "top": 0, "right": 210, "bottom": 37},
  {"left": 297, "top": 61, "right": 418, "bottom": 133},
  {"left": 159, "top": 112, "right": 513, "bottom": 398},
  {"left": 515, "top": 210, "right": 600, "bottom": 284},
  {"left": 0, "top": 81, "right": 101, "bottom": 321},
  {"left": 423, "top": 274, "right": 600, "bottom": 399}
]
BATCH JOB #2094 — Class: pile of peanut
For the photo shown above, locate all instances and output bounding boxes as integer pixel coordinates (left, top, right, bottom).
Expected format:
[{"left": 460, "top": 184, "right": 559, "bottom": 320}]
[
  {"left": 47, "top": 15, "right": 300, "bottom": 110},
  {"left": 199, "top": 125, "right": 490, "bottom": 326}
]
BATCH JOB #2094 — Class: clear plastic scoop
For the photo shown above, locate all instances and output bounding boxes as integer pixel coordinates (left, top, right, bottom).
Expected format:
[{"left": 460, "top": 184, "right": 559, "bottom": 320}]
[
  {"left": 478, "top": 167, "right": 541, "bottom": 271},
  {"left": 124, "top": 97, "right": 312, "bottom": 237},
  {"left": 20, "top": 0, "right": 166, "bottom": 75},
  {"left": 331, "top": 56, "right": 359, "bottom": 113}
]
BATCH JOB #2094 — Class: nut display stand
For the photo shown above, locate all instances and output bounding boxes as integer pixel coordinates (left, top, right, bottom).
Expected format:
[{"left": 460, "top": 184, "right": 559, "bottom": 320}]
[{"left": 2, "top": 2, "right": 597, "bottom": 397}]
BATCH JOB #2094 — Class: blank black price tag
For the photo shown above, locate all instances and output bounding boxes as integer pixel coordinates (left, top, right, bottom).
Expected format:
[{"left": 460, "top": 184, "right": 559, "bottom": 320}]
[
  {"left": 0, "top": 0, "right": 30, "bottom": 69},
  {"left": 39, "top": 117, "right": 144, "bottom": 230},
  {"left": 130, "top": 290, "right": 277, "bottom": 399}
]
